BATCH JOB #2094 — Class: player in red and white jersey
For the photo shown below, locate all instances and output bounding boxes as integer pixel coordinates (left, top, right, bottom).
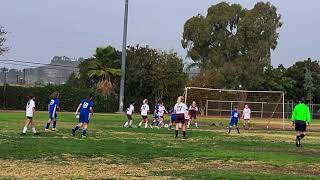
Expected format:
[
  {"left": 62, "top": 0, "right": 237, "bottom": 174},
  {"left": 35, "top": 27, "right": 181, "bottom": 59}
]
[
  {"left": 138, "top": 99, "right": 150, "bottom": 128},
  {"left": 174, "top": 96, "right": 188, "bottom": 139},
  {"left": 156, "top": 101, "right": 168, "bottom": 128},
  {"left": 123, "top": 102, "right": 135, "bottom": 128},
  {"left": 188, "top": 101, "right": 199, "bottom": 128}
]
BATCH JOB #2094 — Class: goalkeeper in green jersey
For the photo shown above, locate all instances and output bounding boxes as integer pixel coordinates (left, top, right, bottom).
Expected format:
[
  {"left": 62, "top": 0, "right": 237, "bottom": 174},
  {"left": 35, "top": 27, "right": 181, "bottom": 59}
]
[{"left": 291, "top": 98, "right": 311, "bottom": 147}]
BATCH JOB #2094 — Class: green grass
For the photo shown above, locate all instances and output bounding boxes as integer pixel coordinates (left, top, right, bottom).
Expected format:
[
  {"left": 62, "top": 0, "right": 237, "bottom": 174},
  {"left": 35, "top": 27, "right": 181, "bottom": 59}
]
[{"left": 0, "top": 111, "right": 319, "bottom": 179}]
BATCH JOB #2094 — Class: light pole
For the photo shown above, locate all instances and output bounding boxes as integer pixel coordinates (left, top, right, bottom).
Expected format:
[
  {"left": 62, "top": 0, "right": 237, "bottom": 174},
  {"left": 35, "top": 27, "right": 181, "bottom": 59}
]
[{"left": 118, "top": 0, "right": 129, "bottom": 112}]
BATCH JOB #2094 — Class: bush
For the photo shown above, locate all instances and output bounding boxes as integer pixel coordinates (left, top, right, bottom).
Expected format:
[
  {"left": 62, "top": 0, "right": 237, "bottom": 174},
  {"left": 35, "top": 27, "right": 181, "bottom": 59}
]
[{"left": 0, "top": 85, "right": 118, "bottom": 113}]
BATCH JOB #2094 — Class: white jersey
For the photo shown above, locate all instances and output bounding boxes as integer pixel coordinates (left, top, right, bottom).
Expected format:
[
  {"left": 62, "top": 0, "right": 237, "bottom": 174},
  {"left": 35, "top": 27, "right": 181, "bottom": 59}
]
[
  {"left": 126, "top": 104, "right": 134, "bottom": 115},
  {"left": 26, "top": 99, "right": 35, "bottom": 117},
  {"left": 243, "top": 108, "right": 251, "bottom": 119},
  {"left": 174, "top": 103, "right": 188, "bottom": 114},
  {"left": 158, "top": 105, "right": 166, "bottom": 116},
  {"left": 140, "top": 104, "right": 149, "bottom": 116}
]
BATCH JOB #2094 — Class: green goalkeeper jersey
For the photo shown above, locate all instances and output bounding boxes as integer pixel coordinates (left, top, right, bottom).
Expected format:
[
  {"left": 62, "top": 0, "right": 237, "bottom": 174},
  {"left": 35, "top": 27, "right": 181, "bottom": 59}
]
[{"left": 291, "top": 103, "right": 311, "bottom": 124}]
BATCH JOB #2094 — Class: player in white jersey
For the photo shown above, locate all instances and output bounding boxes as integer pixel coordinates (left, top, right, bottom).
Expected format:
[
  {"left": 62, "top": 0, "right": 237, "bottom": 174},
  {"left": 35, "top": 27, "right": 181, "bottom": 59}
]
[
  {"left": 156, "top": 101, "right": 168, "bottom": 128},
  {"left": 242, "top": 104, "right": 251, "bottom": 129},
  {"left": 174, "top": 96, "right": 188, "bottom": 139},
  {"left": 138, "top": 99, "right": 150, "bottom": 128},
  {"left": 21, "top": 95, "right": 39, "bottom": 135},
  {"left": 123, "top": 102, "right": 135, "bottom": 128}
]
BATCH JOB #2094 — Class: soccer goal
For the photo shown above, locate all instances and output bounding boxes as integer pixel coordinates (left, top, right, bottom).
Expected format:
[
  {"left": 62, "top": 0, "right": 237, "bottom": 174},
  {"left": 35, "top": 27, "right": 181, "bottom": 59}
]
[{"left": 184, "top": 87, "right": 285, "bottom": 129}]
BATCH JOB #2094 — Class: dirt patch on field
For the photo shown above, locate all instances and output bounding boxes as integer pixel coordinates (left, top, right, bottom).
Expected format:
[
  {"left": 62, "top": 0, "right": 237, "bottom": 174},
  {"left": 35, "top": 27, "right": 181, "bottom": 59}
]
[
  {"left": 1, "top": 157, "right": 320, "bottom": 179},
  {"left": 0, "top": 158, "right": 170, "bottom": 180}
]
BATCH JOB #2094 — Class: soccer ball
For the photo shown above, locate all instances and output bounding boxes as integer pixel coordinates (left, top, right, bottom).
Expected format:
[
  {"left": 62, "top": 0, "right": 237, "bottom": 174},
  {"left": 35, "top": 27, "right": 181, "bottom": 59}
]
[
  {"left": 76, "top": 115, "right": 80, "bottom": 119},
  {"left": 164, "top": 124, "right": 169, "bottom": 128}
]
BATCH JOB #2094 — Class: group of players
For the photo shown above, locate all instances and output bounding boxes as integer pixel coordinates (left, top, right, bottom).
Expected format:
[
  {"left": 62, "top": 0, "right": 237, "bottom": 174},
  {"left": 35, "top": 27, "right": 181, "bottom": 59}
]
[
  {"left": 21, "top": 91, "right": 311, "bottom": 146},
  {"left": 22, "top": 91, "right": 94, "bottom": 138},
  {"left": 123, "top": 97, "right": 199, "bottom": 139}
]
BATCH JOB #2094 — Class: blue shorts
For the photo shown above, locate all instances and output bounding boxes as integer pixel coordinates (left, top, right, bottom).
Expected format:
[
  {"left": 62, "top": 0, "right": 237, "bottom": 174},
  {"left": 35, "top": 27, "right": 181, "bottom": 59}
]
[
  {"left": 49, "top": 113, "right": 57, "bottom": 120},
  {"left": 229, "top": 118, "right": 238, "bottom": 126},
  {"left": 79, "top": 113, "right": 90, "bottom": 123},
  {"left": 171, "top": 114, "right": 176, "bottom": 122}
]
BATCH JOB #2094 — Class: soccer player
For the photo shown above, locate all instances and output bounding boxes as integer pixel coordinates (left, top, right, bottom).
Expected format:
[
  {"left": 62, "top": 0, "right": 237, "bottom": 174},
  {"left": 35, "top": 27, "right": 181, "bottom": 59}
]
[
  {"left": 291, "top": 98, "right": 311, "bottom": 147},
  {"left": 21, "top": 95, "right": 39, "bottom": 135},
  {"left": 242, "top": 104, "right": 251, "bottom": 129},
  {"left": 188, "top": 101, "right": 199, "bottom": 128},
  {"left": 174, "top": 96, "right": 188, "bottom": 139},
  {"left": 150, "top": 100, "right": 160, "bottom": 128},
  {"left": 45, "top": 91, "right": 60, "bottom": 131},
  {"left": 138, "top": 99, "right": 150, "bottom": 128},
  {"left": 123, "top": 102, "right": 135, "bottom": 128},
  {"left": 168, "top": 107, "right": 176, "bottom": 130},
  {"left": 157, "top": 101, "right": 168, "bottom": 128},
  {"left": 72, "top": 95, "right": 94, "bottom": 138},
  {"left": 227, "top": 105, "right": 240, "bottom": 134}
]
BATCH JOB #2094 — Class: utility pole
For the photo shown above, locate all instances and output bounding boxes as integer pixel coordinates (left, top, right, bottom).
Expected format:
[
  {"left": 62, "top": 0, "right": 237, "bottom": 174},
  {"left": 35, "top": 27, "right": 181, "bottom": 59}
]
[
  {"left": 23, "top": 69, "right": 26, "bottom": 84},
  {"left": 16, "top": 74, "right": 19, "bottom": 84},
  {"left": 2, "top": 67, "right": 8, "bottom": 109},
  {"left": 118, "top": 0, "right": 129, "bottom": 112}
]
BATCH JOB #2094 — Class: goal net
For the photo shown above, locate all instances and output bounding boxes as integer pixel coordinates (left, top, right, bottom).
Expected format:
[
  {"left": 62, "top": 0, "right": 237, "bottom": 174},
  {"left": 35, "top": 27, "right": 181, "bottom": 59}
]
[{"left": 184, "top": 87, "right": 285, "bottom": 129}]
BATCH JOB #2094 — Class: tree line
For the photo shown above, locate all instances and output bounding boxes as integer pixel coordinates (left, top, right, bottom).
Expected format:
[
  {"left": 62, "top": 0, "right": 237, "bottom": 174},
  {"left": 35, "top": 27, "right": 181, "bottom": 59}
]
[{"left": 1, "top": 1, "right": 320, "bottom": 112}]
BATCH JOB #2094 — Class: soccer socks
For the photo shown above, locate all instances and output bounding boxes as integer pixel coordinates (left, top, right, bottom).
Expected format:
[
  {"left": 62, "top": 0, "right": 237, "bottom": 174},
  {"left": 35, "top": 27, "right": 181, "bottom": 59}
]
[
  {"left": 227, "top": 127, "right": 232, "bottom": 134},
  {"left": 73, "top": 125, "right": 80, "bottom": 132},
  {"left": 195, "top": 122, "right": 198, "bottom": 128},
  {"left": 145, "top": 122, "right": 148, "bottom": 129},
  {"left": 32, "top": 127, "right": 37, "bottom": 134},
  {"left": 22, "top": 126, "right": 27, "bottom": 133},
  {"left": 138, "top": 121, "right": 143, "bottom": 127},
  {"left": 300, "top": 134, "right": 305, "bottom": 139},
  {"left": 82, "top": 128, "right": 87, "bottom": 136},
  {"left": 175, "top": 130, "right": 178, "bottom": 138},
  {"left": 45, "top": 120, "right": 51, "bottom": 129},
  {"left": 129, "top": 120, "right": 133, "bottom": 127},
  {"left": 182, "top": 131, "right": 186, "bottom": 138},
  {"left": 236, "top": 127, "right": 240, "bottom": 134},
  {"left": 53, "top": 120, "right": 57, "bottom": 128},
  {"left": 123, "top": 121, "right": 129, "bottom": 127}
]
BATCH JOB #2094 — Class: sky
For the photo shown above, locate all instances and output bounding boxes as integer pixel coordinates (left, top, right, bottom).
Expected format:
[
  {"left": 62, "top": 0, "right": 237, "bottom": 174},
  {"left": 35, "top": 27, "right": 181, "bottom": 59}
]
[{"left": 0, "top": 0, "right": 319, "bottom": 68}]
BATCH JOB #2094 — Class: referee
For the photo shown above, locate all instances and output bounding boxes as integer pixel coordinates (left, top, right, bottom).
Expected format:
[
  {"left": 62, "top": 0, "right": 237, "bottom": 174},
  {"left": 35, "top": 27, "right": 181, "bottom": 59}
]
[{"left": 291, "top": 98, "right": 311, "bottom": 147}]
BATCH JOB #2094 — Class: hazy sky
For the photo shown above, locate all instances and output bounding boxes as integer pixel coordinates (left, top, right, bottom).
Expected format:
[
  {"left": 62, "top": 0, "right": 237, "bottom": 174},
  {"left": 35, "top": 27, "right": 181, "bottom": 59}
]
[{"left": 0, "top": 0, "right": 319, "bottom": 68}]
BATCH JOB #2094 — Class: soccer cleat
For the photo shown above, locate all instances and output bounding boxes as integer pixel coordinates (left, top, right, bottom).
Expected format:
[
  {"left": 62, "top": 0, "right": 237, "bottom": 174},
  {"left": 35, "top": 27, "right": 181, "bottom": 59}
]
[
  {"left": 52, "top": 128, "right": 58, "bottom": 131},
  {"left": 44, "top": 129, "right": 50, "bottom": 132},
  {"left": 82, "top": 135, "right": 87, "bottom": 138},
  {"left": 72, "top": 129, "right": 76, "bottom": 136},
  {"left": 138, "top": 126, "right": 140, "bottom": 128},
  {"left": 21, "top": 133, "right": 26, "bottom": 136},
  {"left": 129, "top": 126, "right": 132, "bottom": 128},
  {"left": 33, "top": 132, "right": 40, "bottom": 135}
]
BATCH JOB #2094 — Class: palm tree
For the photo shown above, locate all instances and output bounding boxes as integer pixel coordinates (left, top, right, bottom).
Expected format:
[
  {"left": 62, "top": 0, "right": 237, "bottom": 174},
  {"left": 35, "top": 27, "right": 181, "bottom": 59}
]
[{"left": 87, "top": 46, "right": 121, "bottom": 95}]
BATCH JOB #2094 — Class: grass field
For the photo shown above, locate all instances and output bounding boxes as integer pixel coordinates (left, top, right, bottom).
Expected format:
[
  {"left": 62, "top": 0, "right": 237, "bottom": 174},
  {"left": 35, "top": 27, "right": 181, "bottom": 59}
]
[{"left": 0, "top": 111, "right": 320, "bottom": 179}]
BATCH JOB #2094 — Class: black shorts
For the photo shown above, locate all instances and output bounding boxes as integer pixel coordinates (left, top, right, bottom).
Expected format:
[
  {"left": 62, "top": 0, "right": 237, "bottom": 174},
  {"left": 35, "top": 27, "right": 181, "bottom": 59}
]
[
  {"left": 176, "top": 114, "right": 185, "bottom": 124},
  {"left": 127, "top": 114, "right": 132, "bottom": 120},
  {"left": 26, "top": 116, "right": 33, "bottom": 120},
  {"left": 142, "top": 116, "right": 148, "bottom": 121},
  {"left": 295, "top": 120, "right": 307, "bottom": 132}
]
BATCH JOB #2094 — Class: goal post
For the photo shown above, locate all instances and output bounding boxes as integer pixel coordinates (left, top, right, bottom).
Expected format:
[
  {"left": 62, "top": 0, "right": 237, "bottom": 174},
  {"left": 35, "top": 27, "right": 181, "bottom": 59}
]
[{"left": 184, "top": 87, "right": 285, "bottom": 129}]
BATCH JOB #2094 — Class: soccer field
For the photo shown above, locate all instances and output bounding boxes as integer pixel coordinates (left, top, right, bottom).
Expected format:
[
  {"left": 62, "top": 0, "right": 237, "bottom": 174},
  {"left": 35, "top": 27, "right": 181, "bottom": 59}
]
[{"left": 0, "top": 112, "right": 320, "bottom": 179}]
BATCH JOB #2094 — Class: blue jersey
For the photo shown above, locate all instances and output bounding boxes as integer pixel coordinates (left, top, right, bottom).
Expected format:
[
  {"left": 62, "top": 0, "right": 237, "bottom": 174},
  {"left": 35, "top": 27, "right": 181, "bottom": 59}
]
[
  {"left": 153, "top": 103, "right": 160, "bottom": 118},
  {"left": 49, "top": 98, "right": 59, "bottom": 114},
  {"left": 231, "top": 109, "right": 239, "bottom": 120},
  {"left": 80, "top": 99, "right": 94, "bottom": 115}
]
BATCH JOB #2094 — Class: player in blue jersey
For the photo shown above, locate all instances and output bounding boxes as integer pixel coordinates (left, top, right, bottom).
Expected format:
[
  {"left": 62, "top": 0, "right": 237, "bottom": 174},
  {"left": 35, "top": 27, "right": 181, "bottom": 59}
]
[
  {"left": 45, "top": 91, "right": 60, "bottom": 131},
  {"left": 227, "top": 105, "right": 240, "bottom": 134},
  {"left": 150, "top": 100, "right": 160, "bottom": 128},
  {"left": 72, "top": 95, "right": 94, "bottom": 138},
  {"left": 168, "top": 107, "right": 176, "bottom": 130}
]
